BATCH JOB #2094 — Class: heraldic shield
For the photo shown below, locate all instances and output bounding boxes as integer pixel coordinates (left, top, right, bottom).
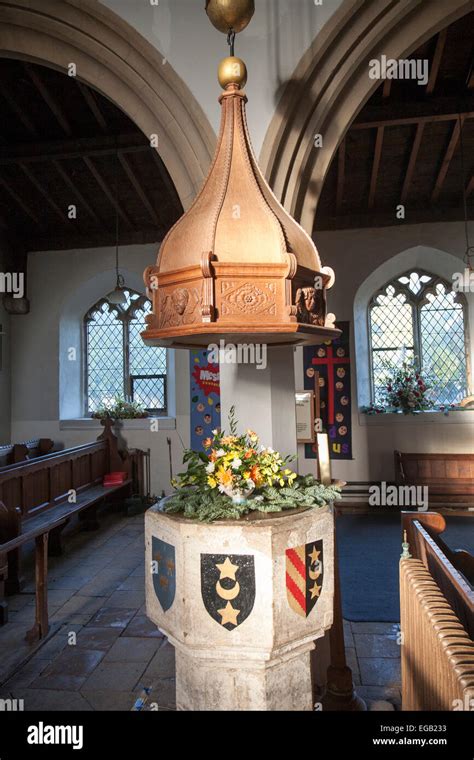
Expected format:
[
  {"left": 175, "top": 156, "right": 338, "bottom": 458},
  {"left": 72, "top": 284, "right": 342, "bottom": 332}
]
[
  {"left": 201, "top": 554, "right": 255, "bottom": 630},
  {"left": 286, "top": 540, "right": 324, "bottom": 618},
  {"left": 152, "top": 537, "right": 176, "bottom": 612}
]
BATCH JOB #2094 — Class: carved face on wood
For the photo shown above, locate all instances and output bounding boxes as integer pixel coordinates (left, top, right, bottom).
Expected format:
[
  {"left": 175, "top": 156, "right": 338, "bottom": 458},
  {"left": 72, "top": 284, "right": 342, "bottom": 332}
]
[
  {"left": 172, "top": 288, "right": 190, "bottom": 315},
  {"left": 295, "top": 286, "right": 325, "bottom": 326}
]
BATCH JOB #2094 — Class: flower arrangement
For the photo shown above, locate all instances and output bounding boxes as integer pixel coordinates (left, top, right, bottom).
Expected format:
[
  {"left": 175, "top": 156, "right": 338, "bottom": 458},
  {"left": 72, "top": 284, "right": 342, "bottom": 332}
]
[
  {"left": 92, "top": 395, "right": 149, "bottom": 420},
  {"left": 382, "top": 358, "right": 433, "bottom": 414},
  {"left": 165, "top": 407, "right": 341, "bottom": 522}
]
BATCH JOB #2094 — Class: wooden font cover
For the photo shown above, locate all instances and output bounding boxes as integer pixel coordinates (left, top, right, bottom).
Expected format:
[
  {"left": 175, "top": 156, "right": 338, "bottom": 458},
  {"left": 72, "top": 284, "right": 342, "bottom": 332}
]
[{"left": 142, "top": 74, "right": 340, "bottom": 349}]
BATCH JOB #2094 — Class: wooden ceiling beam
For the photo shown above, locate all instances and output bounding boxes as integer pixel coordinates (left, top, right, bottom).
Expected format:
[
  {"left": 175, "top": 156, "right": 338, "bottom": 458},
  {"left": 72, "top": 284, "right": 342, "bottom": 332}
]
[
  {"left": 22, "top": 227, "right": 164, "bottom": 253},
  {"left": 336, "top": 139, "right": 345, "bottom": 212},
  {"left": 0, "top": 133, "right": 149, "bottom": 166},
  {"left": 24, "top": 63, "right": 73, "bottom": 136},
  {"left": 431, "top": 116, "right": 465, "bottom": 203},
  {"left": 52, "top": 160, "right": 103, "bottom": 226},
  {"left": 426, "top": 29, "right": 447, "bottom": 95},
  {"left": 318, "top": 205, "right": 474, "bottom": 231},
  {"left": 0, "top": 175, "right": 41, "bottom": 225},
  {"left": 118, "top": 152, "right": 161, "bottom": 226},
  {"left": 352, "top": 96, "right": 474, "bottom": 130},
  {"left": 400, "top": 122, "right": 425, "bottom": 204},
  {"left": 76, "top": 82, "right": 108, "bottom": 132},
  {"left": 0, "top": 81, "right": 38, "bottom": 137},
  {"left": 19, "top": 163, "right": 69, "bottom": 223},
  {"left": 83, "top": 156, "right": 134, "bottom": 229},
  {"left": 368, "top": 127, "right": 384, "bottom": 209},
  {"left": 466, "top": 175, "right": 474, "bottom": 198}
]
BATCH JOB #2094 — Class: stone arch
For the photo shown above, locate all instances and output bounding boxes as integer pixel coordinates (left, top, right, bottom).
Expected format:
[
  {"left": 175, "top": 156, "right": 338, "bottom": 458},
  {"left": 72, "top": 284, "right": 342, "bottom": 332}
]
[
  {"left": 260, "top": 0, "right": 473, "bottom": 233},
  {"left": 0, "top": 0, "right": 216, "bottom": 210}
]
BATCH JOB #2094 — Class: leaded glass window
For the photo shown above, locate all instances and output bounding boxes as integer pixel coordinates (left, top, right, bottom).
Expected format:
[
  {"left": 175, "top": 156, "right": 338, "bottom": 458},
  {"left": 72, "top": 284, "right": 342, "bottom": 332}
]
[
  {"left": 369, "top": 271, "right": 469, "bottom": 406},
  {"left": 85, "top": 289, "right": 167, "bottom": 414}
]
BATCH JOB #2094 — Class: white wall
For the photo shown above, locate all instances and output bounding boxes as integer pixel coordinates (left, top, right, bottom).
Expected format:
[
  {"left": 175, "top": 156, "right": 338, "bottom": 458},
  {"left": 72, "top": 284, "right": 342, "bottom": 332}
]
[
  {"left": 99, "top": 0, "right": 343, "bottom": 157},
  {"left": 10, "top": 243, "right": 191, "bottom": 496},
  {"left": 295, "top": 221, "right": 474, "bottom": 482},
  {"left": 0, "top": 240, "right": 11, "bottom": 443}
]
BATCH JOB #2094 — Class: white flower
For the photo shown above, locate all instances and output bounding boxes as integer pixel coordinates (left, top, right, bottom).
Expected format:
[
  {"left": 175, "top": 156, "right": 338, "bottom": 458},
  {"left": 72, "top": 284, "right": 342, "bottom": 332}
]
[
  {"left": 205, "top": 462, "right": 215, "bottom": 473},
  {"left": 212, "top": 429, "right": 218, "bottom": 435},
  {"left": 266, "top": 447, "right": 274, "bottom": 454},
  {"left": 245, "top": 479, "right": 255, "bottom": 490},
  {"left": 216, "top": 448, "right": 225, "bottom": 457},
  {"left": 217, "top": 484, "right": 226, "bottom": 493},
  {"left": 254, "top": 495, "right": 264, "bottom": 502},
  {"left": 231, "top": 458, "right": 242, "bottom": 470}
]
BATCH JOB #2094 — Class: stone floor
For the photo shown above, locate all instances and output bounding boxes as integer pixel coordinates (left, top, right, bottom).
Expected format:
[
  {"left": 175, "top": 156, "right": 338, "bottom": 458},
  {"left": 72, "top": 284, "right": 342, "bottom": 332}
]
[{"left": 0, "top": 509, "right": 401, "bottom": 711}]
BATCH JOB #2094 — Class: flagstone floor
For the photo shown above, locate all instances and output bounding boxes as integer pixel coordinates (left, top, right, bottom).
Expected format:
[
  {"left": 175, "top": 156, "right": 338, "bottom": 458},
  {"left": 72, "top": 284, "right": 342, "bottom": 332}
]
[{"left": 0, "top": 510, "right": 401, "bottom": 711}]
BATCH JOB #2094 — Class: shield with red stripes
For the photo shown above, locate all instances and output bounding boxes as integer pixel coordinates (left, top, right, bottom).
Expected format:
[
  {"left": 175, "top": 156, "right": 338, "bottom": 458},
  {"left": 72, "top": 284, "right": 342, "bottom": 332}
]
[{"left": 285, "top": 540, "right": 324, "bottom": 618}]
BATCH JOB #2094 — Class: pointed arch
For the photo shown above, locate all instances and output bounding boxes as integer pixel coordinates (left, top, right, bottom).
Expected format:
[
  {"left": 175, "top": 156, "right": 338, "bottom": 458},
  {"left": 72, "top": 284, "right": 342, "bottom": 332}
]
[
  {"left": 0, "top": 0, "right": 216, "bottom": 209},
  {"left": 261, "top": 0, "right": 472, "bottom": 233}
]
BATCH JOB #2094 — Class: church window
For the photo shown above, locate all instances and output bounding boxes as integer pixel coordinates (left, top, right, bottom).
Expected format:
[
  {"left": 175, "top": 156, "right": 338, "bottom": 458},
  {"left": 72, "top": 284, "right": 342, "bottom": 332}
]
[
  {"left": 84, "top": 289, "right": 167, "bottom": 415},
  {"left": 369, "top": 271, "right": 469, "bottom": 406}
]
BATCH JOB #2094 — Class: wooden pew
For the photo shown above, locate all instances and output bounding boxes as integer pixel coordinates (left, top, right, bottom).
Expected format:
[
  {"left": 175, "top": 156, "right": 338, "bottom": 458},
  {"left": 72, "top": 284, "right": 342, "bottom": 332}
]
[
  {"left": 0, "top": 438, "right": 55, "bottom": 468},
  {"left": 395, "top": 451, "right": 474, "bottom": 510},
  {"left": 400, "top": 512, "right": 474, "bottom": 710},
  {"left": 0, "top": 418, "right": 138, "bottom": 640}
]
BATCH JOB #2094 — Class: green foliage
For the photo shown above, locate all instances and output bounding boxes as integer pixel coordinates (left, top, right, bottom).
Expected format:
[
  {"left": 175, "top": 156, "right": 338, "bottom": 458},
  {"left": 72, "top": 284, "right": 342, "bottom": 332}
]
[
  {"left": 92, "top": 395, "right": 148, "bottom": 420},
  {"left": 163, "top": 474, "right": 342, "bottom": 523},
  {"left": 379, "top": 357, "right": 433, "bottom": 414}
]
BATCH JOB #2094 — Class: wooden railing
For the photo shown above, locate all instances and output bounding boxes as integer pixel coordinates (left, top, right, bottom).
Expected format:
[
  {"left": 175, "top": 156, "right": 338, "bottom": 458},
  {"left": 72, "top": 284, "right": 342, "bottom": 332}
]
[
  {"left": 0, "top": 438, "right": 54, "bottom": 468},
  {"left": 400, "top": 512, "right": 474, "bottom": 710}
]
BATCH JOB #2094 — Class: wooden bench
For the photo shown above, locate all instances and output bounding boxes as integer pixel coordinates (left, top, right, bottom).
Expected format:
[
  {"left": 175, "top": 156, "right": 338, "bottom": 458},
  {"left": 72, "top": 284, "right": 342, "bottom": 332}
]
[
  {"left": 400, "top": 512, "right": 474, "bottom": 710},
  {"left": 0, "top": 418, "right": 138, "bottom": 641},
  {"left": 0, "top": 438, "right": 55, "bottom": 468},
  {"left": 395, "top": 451, "right": 474, "bottom": 509}
]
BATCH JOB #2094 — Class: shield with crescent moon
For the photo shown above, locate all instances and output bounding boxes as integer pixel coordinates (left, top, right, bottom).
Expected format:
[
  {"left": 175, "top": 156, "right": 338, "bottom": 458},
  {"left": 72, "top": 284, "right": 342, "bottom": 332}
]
[
  {"left": 200, "top": 553, "right": 255, "bottom": 630},
  {"left": 285, "top": 540, "right": 324, "bottom": 618},
  {"left": 152, "top": 537, "right": 176, "bottom": 612}
]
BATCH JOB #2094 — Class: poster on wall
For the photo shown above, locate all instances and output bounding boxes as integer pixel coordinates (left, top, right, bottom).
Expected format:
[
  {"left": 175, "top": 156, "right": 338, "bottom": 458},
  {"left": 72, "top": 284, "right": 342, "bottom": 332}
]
[
  {"left": 190, "top": 349, "right": 221, "bottom": 452},
  {"left": 303, "top": 321, "right": 352, "bottom": 460}
]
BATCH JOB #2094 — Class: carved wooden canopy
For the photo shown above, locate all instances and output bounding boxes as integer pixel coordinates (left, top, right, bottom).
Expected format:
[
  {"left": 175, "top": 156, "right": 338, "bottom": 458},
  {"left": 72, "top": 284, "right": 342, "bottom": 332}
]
[{"left": 142, "top": 80, "right": 340, "bottom": 349}]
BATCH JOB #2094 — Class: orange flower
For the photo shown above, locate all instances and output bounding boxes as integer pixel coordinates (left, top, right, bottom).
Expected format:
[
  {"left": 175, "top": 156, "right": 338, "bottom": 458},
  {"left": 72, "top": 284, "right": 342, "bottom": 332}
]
[
  {"left": 221, "top": 435, "right": 238, "bottom": 445},
  {"left": 209, "top": 450, "right": 217, "bottom": 462},
  {"left": 249, "top": 465, "right": 263, "bottom": 486},
  {"left": 216, "top": 468, "right": 233, "bottom": 487},
  {"left": 203, "top": 437, "right": 213, "bottom": 449},
  {"left": 243, "top": 449, "right": 255, "bottom": 460}
]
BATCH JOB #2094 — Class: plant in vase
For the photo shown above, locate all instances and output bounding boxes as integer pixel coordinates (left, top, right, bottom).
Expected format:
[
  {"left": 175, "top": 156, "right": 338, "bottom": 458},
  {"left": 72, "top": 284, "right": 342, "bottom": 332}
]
[
  {"left": 92, "top": 395, "right": 149, "bottom": 420},
  {"left": 381, "top": 358, "right": 433, "bottom": 414},
  {"left": 165, "top": 407, "right": 341, "bottom": 522}
]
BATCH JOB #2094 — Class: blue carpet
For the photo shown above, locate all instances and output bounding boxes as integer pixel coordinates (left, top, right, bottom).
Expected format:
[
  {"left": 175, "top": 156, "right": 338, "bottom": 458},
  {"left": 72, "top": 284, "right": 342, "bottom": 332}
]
[{"left": 337, "top": 515, "right": 474, "bottom": 622}]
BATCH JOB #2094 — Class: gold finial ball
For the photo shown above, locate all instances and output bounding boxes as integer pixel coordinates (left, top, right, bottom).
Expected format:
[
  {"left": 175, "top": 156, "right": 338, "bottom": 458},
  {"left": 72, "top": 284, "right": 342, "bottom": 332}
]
[
  {"left": 218, "top": 56, "right": 247, "bottom": 89},
  {"left": 206, "top": 0, "right": 255, "bottom": 34}
]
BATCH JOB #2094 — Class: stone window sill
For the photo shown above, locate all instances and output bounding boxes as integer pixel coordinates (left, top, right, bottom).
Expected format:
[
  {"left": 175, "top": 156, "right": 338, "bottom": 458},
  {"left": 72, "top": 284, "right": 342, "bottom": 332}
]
[
  {"left": 60, "top": 417, "right": 176, "bottom": 431},
  {"left": 358, "top": 410, "right": 474, "bottom": 426}
]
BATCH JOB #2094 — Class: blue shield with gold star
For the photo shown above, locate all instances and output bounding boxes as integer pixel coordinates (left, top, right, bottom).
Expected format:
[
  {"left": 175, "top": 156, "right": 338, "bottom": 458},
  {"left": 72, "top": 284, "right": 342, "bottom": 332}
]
[
  {"left": 285, "top": 540, "right": 324, "bottom": 618},
  {"left": 152, "top": 537, "right": 176, "bottom": 612},
  {"left": 200, "top": 553, "right": 255, "bottom": 630}
]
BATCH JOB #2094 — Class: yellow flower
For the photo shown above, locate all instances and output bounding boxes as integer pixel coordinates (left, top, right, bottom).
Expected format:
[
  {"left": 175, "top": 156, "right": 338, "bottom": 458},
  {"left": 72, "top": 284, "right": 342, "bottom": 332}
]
[
  {"left": 246, "top": 429, "right": 258, "bottom": 442},
  {"left": 207, "top": 476, "right": 217, "bottom": 489},
  {"left": 216, "top": 467, "right": 233, "bottom": 488}
]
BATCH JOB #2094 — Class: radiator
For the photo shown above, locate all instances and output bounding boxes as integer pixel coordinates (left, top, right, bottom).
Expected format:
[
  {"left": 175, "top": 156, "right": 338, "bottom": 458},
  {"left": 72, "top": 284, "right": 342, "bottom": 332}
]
[{"left": 400, "top": 559, "right": 474, "bottom": 711}]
